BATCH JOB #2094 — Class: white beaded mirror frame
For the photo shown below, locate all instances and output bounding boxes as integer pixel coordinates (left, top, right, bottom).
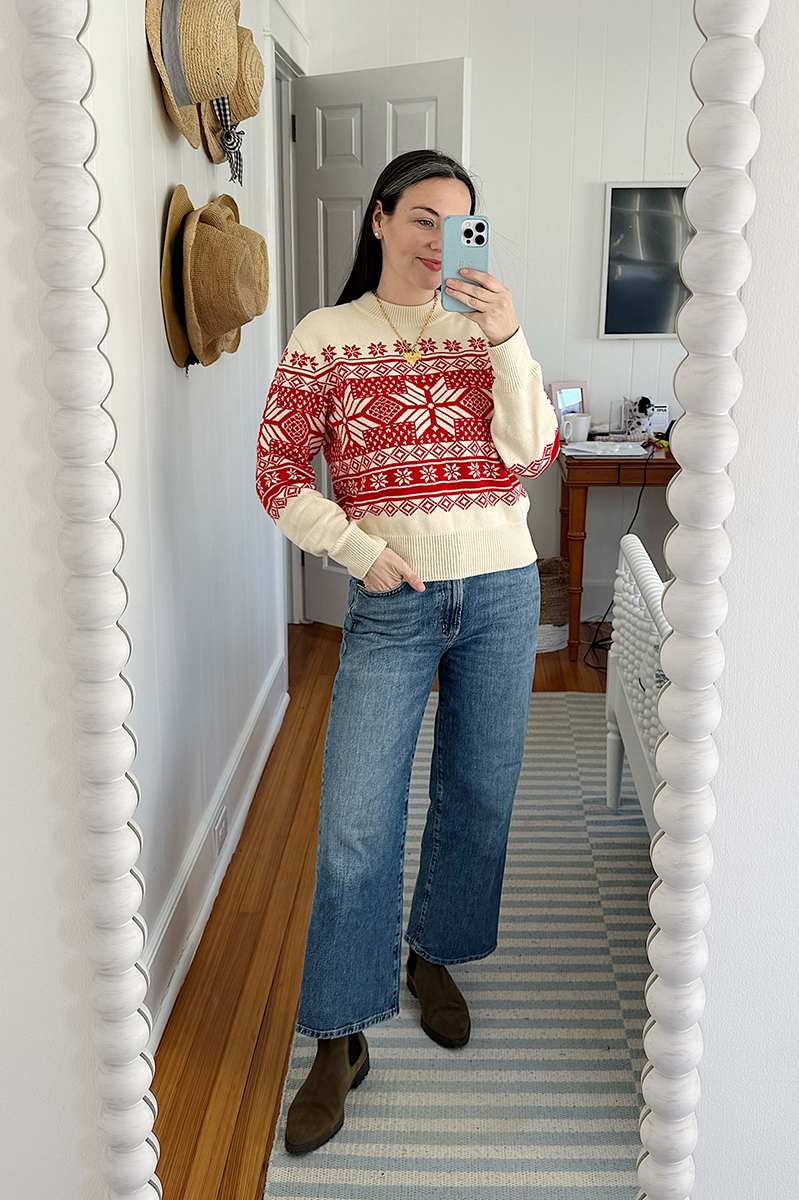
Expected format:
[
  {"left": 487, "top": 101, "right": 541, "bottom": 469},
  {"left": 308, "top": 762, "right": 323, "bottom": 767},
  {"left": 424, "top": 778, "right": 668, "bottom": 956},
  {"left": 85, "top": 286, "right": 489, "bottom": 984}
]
[{"left": 14, "top": 0, "right": 769, "bottom": 1197}]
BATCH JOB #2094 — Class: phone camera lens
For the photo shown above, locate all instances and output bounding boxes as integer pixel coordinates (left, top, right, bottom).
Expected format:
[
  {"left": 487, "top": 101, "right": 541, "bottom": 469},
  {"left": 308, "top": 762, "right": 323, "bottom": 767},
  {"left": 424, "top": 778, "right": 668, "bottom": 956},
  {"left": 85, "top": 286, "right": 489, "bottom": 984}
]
[
  {"left": 463, "top": 227, "right": 474, "bottom": 239},
  {"left": 474, "top": 234, "right": 485, "bottom": 245},
  {"left": 475, "top": 221, "right": 485, "bottom": 232}
]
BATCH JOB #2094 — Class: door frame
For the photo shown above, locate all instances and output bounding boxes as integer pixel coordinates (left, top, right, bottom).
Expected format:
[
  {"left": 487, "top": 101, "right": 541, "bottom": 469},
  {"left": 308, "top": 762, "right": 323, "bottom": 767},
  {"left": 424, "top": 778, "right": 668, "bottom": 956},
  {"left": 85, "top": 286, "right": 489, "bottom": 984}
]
[{"left": 273, "top": 44, "right": 309, "bottom": 624}]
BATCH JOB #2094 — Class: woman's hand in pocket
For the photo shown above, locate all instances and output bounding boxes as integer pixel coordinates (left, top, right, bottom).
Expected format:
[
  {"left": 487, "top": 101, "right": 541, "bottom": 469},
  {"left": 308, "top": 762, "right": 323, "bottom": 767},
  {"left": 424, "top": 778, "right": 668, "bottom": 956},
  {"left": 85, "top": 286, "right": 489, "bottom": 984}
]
[{"left": 363, "top": 548, "right": 425, "bottom": 593}]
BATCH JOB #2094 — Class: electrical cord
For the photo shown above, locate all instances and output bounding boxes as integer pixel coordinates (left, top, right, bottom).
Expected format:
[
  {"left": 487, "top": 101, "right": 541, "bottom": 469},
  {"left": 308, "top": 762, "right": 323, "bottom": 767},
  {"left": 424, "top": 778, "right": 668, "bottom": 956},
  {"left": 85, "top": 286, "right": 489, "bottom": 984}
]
[{"left": 580, "top": 444, "right": 658, "bottom": 674}]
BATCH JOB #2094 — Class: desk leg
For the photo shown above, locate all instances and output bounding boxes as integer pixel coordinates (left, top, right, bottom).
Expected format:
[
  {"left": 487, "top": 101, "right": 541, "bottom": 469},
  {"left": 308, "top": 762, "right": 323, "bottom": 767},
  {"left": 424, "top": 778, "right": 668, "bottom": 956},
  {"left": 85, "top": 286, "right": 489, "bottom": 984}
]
[
  {"left": 559, "top": 478, "right": 569, "bottom": 559},
  {"left": 567, "top": 484, "right": 588, "bottom": 662}
]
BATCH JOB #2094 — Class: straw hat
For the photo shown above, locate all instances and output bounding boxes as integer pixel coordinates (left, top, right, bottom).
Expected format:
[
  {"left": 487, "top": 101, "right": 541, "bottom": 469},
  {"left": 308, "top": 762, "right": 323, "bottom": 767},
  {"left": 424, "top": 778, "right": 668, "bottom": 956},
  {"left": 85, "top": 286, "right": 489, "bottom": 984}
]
[
  {"left": 160, "top": 186, "right": 269, "bottom": 368},
  {"left": 160, "top": 184, "right": 196, "bottom": 367},
  {"left": 145, "top": 0, "right": 239, "bottom": 146},
  {"left": 159, "top": 81, "right": 201, "bottom": 148},
  {"left": 199, "top": 24, "right": 264, "bottom": 164}
]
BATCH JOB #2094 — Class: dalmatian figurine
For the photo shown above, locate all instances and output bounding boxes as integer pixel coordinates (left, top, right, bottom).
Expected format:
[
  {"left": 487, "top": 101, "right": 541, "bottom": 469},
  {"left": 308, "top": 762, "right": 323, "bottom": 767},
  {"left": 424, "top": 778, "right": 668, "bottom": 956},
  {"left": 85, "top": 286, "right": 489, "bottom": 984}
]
[{"left": 626, "top": 395, "right": 655, "bottom": 439}]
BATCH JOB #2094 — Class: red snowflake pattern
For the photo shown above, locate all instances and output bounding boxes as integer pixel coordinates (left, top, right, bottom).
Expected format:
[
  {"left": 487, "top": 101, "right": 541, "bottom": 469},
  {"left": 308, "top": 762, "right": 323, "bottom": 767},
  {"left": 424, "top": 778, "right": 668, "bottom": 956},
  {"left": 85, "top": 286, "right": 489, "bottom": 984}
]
[{"left": 255, "top": 331, "right": 558, "bottom": 522}]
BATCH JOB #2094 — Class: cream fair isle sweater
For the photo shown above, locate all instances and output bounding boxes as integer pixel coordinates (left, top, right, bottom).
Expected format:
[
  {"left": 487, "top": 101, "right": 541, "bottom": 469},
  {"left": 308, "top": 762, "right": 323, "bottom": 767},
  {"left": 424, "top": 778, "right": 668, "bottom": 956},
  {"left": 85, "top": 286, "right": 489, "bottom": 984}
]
[{"left": 255, "top": 289, "right": 560, "bottom": 581}]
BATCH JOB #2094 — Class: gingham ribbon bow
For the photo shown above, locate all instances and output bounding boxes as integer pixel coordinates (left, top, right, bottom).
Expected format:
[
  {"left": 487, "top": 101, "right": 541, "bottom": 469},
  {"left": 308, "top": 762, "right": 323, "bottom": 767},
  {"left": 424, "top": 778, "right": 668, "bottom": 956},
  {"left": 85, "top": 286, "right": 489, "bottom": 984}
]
[{"left": 212, "top": 96, "right": 244, "bottom": 185}]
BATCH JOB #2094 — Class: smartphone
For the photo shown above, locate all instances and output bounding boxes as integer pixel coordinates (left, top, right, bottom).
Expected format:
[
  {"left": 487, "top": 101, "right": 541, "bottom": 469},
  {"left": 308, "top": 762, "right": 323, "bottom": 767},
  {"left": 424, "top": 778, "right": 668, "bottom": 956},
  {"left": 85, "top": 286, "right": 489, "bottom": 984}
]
[{"left": 440, "top": 214, "right": 491, "bottom": 312}]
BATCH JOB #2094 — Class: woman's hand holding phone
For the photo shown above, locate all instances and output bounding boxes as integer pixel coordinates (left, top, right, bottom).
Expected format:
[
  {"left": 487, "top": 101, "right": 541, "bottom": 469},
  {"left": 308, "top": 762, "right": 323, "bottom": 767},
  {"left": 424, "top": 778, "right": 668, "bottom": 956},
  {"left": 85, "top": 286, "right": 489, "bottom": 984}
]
[
  {"left": 444, "top": 267, "right": 520, "bottom": 347},
  {"left": 440, "top": 215, "right": 518, "bottom": 345},
  {"left": 362, "top": 547, "right": 426, "bottom": 593}
]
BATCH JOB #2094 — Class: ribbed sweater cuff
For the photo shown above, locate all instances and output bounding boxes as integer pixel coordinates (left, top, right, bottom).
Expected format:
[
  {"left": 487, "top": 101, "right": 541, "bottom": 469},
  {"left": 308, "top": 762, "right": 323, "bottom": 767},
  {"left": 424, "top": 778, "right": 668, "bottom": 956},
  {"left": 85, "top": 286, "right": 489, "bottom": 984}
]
[
  {"left": 486, "top": 325, "right": 535, "bottom": 391},
  {"left": 329, "top": 522, "right": 388, "bottom": 578}
]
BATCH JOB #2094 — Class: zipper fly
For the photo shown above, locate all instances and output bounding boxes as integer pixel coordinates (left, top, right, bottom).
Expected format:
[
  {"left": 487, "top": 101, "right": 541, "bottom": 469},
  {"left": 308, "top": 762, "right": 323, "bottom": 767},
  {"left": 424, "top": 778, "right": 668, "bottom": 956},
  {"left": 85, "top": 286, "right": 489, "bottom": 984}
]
[{"left": 441, "top": 578, "right": 463, "bottom": 640}]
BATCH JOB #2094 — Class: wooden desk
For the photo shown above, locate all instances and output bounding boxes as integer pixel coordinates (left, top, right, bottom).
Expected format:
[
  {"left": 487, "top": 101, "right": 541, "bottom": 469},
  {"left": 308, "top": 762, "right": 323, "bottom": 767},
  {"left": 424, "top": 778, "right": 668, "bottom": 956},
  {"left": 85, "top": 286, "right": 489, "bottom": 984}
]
[{"left": 558, "top": 448, "right": 680, "bottom": 661}]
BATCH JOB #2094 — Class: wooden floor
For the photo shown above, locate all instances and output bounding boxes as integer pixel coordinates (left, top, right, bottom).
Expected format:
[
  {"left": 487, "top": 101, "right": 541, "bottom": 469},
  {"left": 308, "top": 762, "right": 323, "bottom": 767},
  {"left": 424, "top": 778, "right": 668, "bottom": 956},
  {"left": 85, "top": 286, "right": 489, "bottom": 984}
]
[{"left": 151, "top": 618, "right": 610, "bottom": 1199}]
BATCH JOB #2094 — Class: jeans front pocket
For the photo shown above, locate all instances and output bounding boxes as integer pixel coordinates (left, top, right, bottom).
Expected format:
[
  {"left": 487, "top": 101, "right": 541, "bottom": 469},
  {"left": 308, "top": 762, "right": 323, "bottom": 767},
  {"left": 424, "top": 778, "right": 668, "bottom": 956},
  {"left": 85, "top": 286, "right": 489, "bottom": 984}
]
[{"left": 355, "top": 580, "right": 409, "bottom": 598}]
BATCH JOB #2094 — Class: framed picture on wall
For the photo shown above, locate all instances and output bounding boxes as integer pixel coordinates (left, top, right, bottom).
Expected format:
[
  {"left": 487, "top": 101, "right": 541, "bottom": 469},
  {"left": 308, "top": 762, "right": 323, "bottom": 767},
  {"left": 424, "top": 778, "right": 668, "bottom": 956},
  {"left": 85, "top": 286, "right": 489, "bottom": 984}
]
[
  {"left": 599, "top": 182, "right": 694, "bottom": 338},
  {"left": 547, "top": 381, "right": 587, "bottom": 430}
]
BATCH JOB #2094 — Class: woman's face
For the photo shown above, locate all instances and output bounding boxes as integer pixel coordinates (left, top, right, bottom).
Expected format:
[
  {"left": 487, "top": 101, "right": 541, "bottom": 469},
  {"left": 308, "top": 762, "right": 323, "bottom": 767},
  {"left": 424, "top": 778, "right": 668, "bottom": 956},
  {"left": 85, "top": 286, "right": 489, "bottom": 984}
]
[{"left": 372, "top": 177, "right": 473, "bottom": 297}]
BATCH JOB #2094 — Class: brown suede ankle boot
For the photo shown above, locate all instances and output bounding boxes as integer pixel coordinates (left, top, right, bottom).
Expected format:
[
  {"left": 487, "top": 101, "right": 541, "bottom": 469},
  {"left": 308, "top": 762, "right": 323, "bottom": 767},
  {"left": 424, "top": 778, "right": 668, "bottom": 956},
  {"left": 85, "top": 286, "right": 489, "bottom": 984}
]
[
  {"left": 406, "top": 948, "right": 471, "bottom": 1047},
  {"left": 284, "top": 1031, "right": 370, "bottom": 1155}
]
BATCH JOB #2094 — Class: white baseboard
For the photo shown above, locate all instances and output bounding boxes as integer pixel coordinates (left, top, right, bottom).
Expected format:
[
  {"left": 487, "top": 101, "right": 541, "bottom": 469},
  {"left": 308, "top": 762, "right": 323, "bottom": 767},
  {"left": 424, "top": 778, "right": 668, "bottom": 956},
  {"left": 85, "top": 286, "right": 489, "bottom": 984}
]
[{"left": 144, "top": 654, "right": 290, "bottom": 1051}]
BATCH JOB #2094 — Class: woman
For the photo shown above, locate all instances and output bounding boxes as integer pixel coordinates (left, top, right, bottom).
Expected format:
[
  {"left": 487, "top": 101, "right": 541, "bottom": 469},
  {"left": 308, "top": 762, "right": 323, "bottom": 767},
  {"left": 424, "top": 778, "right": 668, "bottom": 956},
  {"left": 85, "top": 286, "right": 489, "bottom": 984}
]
[{"left": 256, "top": 149, "right": 560, "bottom": 1156}]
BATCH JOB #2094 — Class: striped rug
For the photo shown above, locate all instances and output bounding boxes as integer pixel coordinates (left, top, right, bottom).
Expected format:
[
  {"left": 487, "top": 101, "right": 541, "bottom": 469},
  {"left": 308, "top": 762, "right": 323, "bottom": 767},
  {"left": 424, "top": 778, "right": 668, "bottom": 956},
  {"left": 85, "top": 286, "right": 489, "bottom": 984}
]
[{"left": 264, "top": 692, "right": 653, "bottom": 1199}]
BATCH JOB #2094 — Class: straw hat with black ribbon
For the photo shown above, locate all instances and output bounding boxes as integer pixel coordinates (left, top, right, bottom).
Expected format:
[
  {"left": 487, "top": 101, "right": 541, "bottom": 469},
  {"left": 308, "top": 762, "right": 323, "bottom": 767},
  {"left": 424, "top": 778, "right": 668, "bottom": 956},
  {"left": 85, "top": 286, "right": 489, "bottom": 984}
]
[
  {"left": 160, "top": 184, "right": 195, "bottom": 367},
  {"left": 160, "top": 185, "right": 269, "bottom": 368},
  {"left": 199, "top": 24, "right": 264, "bottom": 164},
  {"left": 145, "top": 0, "right": 249, "bottom": 182}
]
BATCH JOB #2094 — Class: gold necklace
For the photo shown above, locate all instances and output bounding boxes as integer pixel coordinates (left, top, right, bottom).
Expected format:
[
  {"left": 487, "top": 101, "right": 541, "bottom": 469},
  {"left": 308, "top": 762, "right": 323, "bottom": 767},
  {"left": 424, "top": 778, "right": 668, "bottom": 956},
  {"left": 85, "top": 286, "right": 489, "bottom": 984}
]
[{"left": 373, "top": 289, "right": 438, "bottom": 366}]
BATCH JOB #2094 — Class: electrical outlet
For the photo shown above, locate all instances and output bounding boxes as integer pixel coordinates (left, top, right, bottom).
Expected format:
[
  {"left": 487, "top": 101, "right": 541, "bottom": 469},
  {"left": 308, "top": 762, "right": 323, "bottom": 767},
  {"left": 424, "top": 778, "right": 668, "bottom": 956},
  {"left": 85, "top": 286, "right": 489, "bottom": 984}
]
[{"left": 212, "top": 805, "right": 228, "bottom": 859}]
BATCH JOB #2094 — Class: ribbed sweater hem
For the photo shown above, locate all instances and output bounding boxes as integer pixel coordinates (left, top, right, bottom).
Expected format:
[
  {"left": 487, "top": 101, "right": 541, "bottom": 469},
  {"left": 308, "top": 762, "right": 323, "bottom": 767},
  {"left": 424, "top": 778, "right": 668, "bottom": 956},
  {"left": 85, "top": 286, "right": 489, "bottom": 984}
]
[{"left": 348, "top": 521, "right": 538, "bottom": 582}]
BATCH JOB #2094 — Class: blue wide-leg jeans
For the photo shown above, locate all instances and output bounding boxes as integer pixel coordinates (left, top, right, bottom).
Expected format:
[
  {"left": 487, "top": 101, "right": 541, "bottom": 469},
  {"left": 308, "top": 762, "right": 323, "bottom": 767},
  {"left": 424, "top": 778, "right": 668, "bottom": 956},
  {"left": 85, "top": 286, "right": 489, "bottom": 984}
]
[{"left": 294, "top": 560, "right": 541, "bottom": 1039}]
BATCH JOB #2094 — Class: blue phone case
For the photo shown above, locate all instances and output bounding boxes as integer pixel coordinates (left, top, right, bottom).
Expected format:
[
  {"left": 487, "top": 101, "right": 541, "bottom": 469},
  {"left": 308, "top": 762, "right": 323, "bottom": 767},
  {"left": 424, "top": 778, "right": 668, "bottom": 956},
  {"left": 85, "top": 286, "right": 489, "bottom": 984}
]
[{"left": 440, "top": 214, "right": 491, "bottom": 312}]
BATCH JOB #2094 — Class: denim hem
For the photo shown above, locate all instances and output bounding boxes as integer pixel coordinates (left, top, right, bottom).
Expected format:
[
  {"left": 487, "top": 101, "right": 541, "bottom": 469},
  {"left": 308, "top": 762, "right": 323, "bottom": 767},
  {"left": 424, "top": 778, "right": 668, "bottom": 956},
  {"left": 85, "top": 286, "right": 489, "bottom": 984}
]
[
  {"left": 403, "top": 936, "right": 498, "bottom": 967},
  {"left": 295, "top": 1001, "right": 400, "bottom": 1040}
]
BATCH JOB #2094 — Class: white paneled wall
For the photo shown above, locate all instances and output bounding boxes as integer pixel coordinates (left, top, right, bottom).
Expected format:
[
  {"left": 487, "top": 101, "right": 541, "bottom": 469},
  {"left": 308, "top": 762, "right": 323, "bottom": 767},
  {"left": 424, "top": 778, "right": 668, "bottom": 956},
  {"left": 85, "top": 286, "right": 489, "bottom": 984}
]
[
  {"left": 307, "top": 0, "right": 703, "bottom": 613},
  {"left": 2, "top": 8, "right": 104, "bottom": 1193},
  {"left": 80, "top": 0, "right": 306, "bottom": 1033},
  {"left": 693, "top": 0, "right": 799, "bottom": 1189}
]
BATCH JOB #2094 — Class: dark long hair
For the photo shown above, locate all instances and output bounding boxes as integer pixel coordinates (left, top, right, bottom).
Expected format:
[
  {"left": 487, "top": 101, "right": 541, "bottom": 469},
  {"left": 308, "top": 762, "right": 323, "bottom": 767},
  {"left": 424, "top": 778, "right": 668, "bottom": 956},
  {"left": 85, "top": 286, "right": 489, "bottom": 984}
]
[{"left": 335, "top": 149, "right": 478, "bottom": 306}]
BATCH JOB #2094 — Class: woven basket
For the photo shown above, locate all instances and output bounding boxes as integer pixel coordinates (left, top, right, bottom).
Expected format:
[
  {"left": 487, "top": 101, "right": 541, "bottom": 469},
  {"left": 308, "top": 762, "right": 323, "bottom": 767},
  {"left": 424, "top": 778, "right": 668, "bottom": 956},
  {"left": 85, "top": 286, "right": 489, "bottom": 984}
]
[{"left": 537, "top": 555, "right": 569, "bottom": 653}]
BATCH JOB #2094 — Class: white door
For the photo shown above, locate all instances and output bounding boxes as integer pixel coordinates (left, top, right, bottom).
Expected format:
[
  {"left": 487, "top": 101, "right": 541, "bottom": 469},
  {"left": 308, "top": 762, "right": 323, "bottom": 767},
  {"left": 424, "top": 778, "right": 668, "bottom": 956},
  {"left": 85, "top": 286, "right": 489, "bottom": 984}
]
[{"left": 291, "top": 58, "right": 471, "bottom": 626}]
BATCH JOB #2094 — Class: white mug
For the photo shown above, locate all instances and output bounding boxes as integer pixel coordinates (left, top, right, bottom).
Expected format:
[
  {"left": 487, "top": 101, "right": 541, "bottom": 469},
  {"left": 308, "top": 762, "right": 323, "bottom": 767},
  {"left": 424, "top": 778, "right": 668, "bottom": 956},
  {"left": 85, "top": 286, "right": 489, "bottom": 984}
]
[{"left": 562, "top": 413, "right": 591, "bottom": 443}]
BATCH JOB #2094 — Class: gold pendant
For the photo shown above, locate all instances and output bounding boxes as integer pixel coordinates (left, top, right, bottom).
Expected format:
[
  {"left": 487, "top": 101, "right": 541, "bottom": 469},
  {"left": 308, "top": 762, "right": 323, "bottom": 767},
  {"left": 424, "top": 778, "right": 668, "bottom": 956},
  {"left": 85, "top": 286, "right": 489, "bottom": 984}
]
[{"left": 403, "top": 348, "right": 421, "bottom": 365}]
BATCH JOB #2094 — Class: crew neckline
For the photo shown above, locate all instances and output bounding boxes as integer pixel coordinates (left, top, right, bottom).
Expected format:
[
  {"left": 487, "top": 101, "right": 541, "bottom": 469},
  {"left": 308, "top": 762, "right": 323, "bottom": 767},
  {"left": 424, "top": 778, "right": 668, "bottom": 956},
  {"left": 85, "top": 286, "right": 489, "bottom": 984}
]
[{"left": 352, "top": 288, "right": 449, "bottom": 329}]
